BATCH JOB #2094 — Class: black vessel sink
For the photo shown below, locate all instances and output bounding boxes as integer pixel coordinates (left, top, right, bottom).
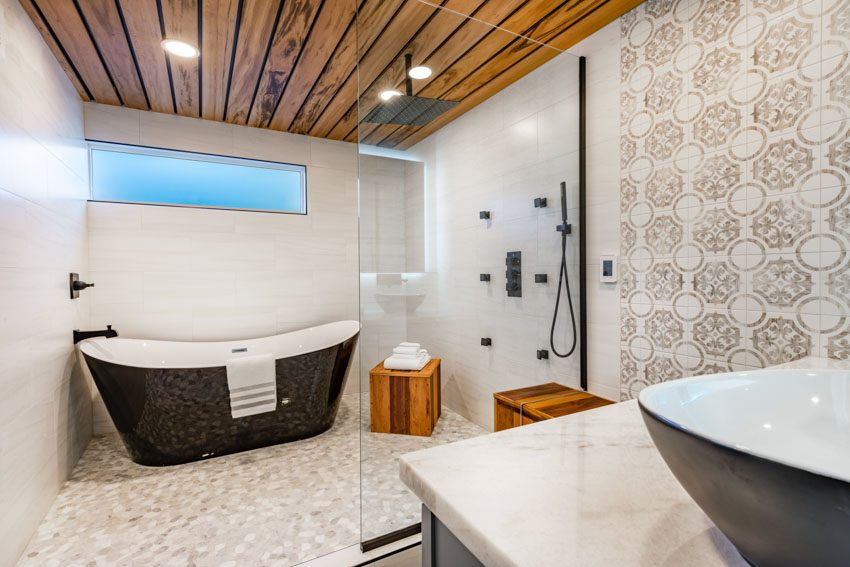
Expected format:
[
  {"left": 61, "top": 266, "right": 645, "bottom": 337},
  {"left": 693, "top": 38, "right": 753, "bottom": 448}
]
[{"left": 638, "top": 365, "right": 850, "bottom": 567}]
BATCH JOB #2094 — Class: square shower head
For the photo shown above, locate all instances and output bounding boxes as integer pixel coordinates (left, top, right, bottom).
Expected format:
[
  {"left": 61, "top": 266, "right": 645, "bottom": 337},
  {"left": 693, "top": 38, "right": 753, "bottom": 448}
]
[{"left": 362, "top": 95, "right": 460, "bottom": 127}]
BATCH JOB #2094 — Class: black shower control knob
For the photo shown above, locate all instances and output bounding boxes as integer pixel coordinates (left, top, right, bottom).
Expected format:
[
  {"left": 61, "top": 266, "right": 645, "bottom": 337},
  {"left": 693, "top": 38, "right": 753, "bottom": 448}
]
[
  {"left": 537, "top": 349, "right": 549, "bottom": 360},
  {"left": 480, "top": 273, "right": 491, "bottom": 282},
  {"left": 479, "top": 211, "right": 490, "bottom": 220},
  {"left": 481, "top": 338, "right": 492, "bottom": 347},
  {"left": 535, "top": 274, "right": 548, "bottom": 283}
]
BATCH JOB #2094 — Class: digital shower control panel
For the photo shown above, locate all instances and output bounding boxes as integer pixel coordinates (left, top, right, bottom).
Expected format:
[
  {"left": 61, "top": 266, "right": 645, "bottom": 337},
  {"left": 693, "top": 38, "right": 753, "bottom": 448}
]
[{"left": 600, "top": 254, "right": 618, "bottom": 283}]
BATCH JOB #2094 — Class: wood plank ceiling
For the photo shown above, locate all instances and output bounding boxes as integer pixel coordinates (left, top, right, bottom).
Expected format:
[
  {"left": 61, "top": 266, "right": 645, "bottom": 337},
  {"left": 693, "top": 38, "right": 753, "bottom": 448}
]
[{"left": 20, "top": 0, "right": 641, "bottom": 150}]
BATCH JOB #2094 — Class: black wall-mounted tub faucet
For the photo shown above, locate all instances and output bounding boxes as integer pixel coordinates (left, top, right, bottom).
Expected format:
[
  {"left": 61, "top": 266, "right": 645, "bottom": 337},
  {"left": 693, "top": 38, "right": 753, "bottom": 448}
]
[{"left": 74, "top": 325, "right": 118, "bottom": 344}]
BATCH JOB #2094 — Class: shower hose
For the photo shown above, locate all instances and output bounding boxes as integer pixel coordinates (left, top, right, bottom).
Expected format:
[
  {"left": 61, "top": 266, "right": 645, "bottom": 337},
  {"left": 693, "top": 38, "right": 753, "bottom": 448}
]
[{"left": 550, "top": 202, "right": 578, "bottom": 358}]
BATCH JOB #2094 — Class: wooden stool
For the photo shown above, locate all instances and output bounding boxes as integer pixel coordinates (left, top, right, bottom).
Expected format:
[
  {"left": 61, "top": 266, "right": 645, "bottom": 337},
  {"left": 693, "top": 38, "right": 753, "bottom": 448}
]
[
  {"left": 493, "top": 382, "right": 614, "bottom": 431},
  {"left": 369, "top": 358, "right": 441, "bottom": 436}
]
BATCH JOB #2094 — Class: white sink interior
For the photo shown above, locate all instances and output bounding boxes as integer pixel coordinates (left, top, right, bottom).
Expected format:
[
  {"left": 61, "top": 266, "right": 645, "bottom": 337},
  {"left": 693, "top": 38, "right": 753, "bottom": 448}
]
[{"left": 639, "top": 369, "right": 850, "bottom": 482}]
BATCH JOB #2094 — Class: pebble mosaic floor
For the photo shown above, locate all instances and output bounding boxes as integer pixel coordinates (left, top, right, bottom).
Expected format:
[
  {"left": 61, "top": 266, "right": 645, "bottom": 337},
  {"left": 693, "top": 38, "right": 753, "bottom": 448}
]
[
  {"left": 16, "top": 393, "right": 485, "bottom": 567},
  {"left": 360, "top": 398, "right": 486, "bottom": 541}
]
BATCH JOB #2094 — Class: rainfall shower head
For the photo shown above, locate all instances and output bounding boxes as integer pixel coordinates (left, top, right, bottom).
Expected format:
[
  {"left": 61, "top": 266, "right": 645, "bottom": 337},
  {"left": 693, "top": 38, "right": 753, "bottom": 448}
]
[
  {"left": 362, "top": 54, "right": 459, "bottom": 127},
  {"left": 362, "top": 95, "right": 459, "bottom": 127}
]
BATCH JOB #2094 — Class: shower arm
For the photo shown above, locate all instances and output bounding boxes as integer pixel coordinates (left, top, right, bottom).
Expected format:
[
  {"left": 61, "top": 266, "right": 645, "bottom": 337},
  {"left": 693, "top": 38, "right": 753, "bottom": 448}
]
[{"left": 404, "top": 54, "right": 414, "bottom": 96}]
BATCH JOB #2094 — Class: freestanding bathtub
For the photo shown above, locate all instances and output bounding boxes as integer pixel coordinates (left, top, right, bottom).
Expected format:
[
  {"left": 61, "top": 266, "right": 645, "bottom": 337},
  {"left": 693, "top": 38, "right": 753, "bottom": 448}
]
[{"left": 78, "top": 321, "right": 359, "bottom": 466}]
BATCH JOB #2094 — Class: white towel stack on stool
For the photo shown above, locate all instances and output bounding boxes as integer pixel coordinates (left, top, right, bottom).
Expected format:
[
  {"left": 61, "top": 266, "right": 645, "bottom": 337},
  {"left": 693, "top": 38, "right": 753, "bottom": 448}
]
[{"left": 384, "top": 342, "right": 431, "bottom": 371}]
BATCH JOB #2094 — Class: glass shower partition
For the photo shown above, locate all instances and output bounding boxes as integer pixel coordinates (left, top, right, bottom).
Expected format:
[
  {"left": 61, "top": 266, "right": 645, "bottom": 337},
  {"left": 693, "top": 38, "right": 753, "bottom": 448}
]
[{"left": 355, "top": 0, "right": 582, "bottom": 547}]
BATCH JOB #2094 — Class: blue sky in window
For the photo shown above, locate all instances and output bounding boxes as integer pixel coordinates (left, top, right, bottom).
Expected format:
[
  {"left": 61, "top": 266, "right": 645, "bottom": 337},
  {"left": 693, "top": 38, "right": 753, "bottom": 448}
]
[{"left": 91, "top": 149, "right": 304, "bottom": 213}]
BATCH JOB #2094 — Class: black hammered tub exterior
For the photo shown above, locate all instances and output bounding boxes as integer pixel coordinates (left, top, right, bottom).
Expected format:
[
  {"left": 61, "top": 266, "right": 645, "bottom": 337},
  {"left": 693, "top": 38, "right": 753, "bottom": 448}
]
[
  {"left": 84, "top": 335, "right": 357, "bottom": 466},
  {"left": 639, "top": 402, "right": 850, "bottom": 567}
]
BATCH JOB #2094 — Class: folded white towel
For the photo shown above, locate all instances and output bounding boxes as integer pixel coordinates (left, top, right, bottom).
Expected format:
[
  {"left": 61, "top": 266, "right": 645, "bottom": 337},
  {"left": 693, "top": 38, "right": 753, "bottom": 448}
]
[
  {"left": 390, "top": 349, "right": 429, "bottom": 359},
  {"left": 393, "top": 346, "right": 419, "bottom": 355},
  {"left": 399, "top": 342, "right": 420, "bottom": 349},
  {"left": 384, "top": 354, "right": 431, "bottom": 371},
  {"left": 225, "top": 354, "right": 277, "bottom": 419}
]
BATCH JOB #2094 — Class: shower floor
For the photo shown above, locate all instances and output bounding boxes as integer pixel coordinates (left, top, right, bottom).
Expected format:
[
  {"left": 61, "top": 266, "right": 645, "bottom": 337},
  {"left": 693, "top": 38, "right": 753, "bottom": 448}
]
[{"left": 15, "top": 393, "right": 484, "bottom": 567}]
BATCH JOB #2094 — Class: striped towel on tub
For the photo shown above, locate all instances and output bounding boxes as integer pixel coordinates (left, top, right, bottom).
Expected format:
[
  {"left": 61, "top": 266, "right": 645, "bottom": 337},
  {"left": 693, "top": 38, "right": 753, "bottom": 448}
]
[{"left": 225, "top": 354, "right": 277, "bottom": 418}]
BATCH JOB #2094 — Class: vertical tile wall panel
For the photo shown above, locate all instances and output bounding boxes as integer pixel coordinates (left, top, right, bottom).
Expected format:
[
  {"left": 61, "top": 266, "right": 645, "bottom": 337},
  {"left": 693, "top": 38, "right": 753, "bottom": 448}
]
[{"left": 618, "top": 0, "right": 850, "bottom": 400}]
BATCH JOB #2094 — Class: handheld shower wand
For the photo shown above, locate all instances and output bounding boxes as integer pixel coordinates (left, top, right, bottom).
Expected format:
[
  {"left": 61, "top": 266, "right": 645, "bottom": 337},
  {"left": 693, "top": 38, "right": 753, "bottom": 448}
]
[{"left": 550, "top": 181, "right": 577, "bottom": 358}]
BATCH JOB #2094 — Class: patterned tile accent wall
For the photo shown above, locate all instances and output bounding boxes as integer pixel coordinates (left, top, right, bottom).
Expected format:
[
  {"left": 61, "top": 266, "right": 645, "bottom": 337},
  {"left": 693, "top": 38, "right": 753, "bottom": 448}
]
[{"left": 619, "top": 0, "right": 850, "bottom": 400}]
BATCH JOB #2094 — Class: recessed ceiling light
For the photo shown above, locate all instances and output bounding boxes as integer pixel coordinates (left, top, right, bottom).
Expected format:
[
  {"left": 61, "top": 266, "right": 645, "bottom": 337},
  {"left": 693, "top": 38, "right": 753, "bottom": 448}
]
[
  {"left": 161, "top": 39, "right": 200, "bottom": 58},
  {"left": 408, "top": 66, "right": 432, "bottom": 79},
  {"left": 380, "top": 90, "right": 402, "bottom": 101}
]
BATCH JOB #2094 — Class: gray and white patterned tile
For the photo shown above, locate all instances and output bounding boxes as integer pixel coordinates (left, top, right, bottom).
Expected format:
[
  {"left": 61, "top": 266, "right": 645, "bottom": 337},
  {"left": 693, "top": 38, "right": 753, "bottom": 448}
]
[{"left": 619, "top": 0, "right": 847, "bottom": 398}]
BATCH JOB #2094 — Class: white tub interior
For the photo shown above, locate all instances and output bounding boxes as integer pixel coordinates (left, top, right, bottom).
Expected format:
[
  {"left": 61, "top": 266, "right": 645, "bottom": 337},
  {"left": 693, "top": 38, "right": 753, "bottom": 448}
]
[{"left": 78, "top": 320, "right": 360, "bottom": 369}]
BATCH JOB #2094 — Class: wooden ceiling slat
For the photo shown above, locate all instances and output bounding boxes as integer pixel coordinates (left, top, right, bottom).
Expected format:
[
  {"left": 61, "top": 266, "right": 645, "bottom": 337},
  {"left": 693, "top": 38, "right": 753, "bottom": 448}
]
[
  {"left": 160, "top": 0, "right": 200, "bottom": 118},
  {"left": 355, "top": 1, "right": 440, "bottom": 97},
  {"left": 245, "top": 0, "right": 323, "bottom": 128},
  {"left": 201, "top": 0, "right": 239, "bottom": 121},
  {"left": 402, "top": 1, "right": 565, "bottom": 103},
  {"left": 77, "top": 0, "right": 149, "bottom": 110},
  {"left": 448, "top": 0, "right": 634, "bottom": 47},
  {"left": 31, "top": 0, "right": 120, "bottom": 105},
  {"left": 118, "top": 0, "right": 173, "bottom": 113},
  {"left": 288, "top": 21, "right": 355, "bottom": 135},
  {"left": 223, "top": 0, "right": 281, "bottom": 124},
  {"left": 266, "top": 0, "right": 355, "bottom": 132},
  {"left": 327, "top": 107, "right": 356, "bottom": 142},
  {"left": 323, "top": 0, "right": 443, "bottom": 141},
  {"left": 522, "top": 0, "right": 609, "bottom": 45},
  {"left": 305, "top": 0, "right": 403, "bottom": 139},
  {"left": 386, "top": 0, "right": 643, "bottom": 148},
  {"left": 18, "top": 0, "right": 91, "bottom": 101},
  {"left": 355, "top": 0, "right": 405, "bottom": 59},
  {"left": 544, "top": 0, "right": 644, "bottom": 50},
  {"left": 307, "top": 70, "right": 356, "bottom": 138}
]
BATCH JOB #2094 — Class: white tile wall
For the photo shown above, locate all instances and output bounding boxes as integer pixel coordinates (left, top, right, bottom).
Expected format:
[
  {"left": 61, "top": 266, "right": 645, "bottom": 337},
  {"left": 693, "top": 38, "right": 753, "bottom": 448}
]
[
  {"left": 0, "top": 1, "right": 91, "bottom": 565},
  {"left": 389, "top": 48, "right": 604, "bottom": 430},
  {"left": 83, "top": 103, "right": 360, "bottom": 434},
  {"left": 359, "top": 155, "right": 408, "bottom": 273}
]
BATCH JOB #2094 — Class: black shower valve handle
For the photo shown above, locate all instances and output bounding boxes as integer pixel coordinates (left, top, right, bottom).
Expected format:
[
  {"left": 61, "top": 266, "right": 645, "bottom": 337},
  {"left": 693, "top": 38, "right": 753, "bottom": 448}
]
[
  {"left": 481, "top": 337, "right": 492, "bottom": 347},
  {"left": 72, "top": 280, "right": 95, "bottom": 291},
  {"left": 70, "top": 273, "right": 95, "bottom": 299},
  {"left": 480, "top": 210, "right": 491, "bottom": 220}
]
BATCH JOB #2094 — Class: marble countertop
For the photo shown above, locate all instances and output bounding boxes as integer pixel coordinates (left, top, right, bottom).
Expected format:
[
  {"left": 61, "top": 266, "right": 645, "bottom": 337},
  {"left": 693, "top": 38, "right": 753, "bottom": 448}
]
[{"left": 400, "top": 399, "right": 749, "bottom": 566}]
